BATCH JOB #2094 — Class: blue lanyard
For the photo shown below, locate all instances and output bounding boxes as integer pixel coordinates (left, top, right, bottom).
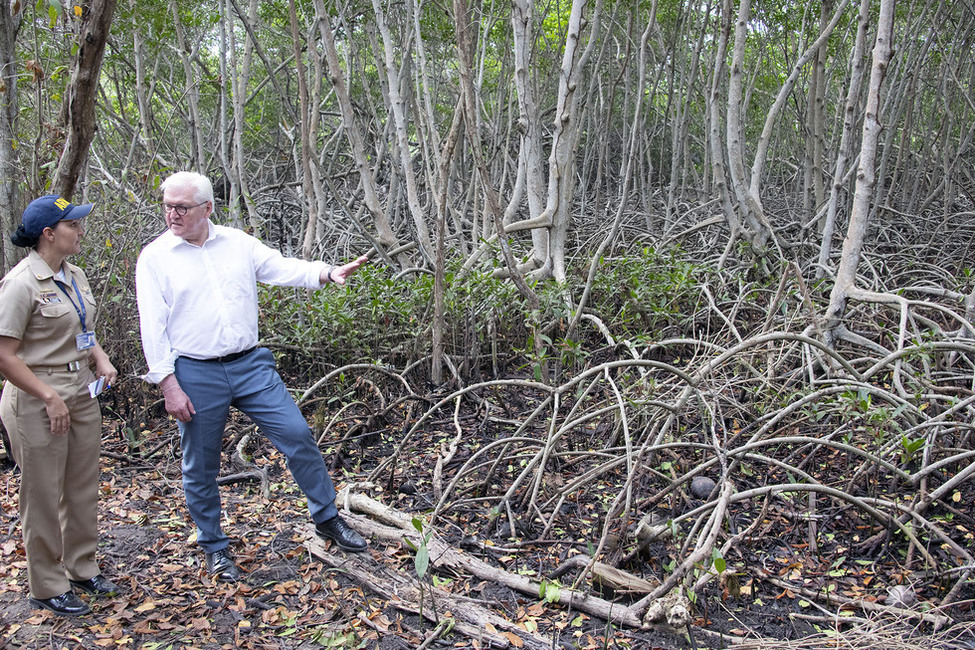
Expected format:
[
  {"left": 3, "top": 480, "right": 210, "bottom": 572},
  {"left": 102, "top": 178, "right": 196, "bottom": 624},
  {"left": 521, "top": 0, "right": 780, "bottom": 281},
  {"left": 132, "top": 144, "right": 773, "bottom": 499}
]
[{"left": 53, "top": 275, "right": 88, "bottom": 332}]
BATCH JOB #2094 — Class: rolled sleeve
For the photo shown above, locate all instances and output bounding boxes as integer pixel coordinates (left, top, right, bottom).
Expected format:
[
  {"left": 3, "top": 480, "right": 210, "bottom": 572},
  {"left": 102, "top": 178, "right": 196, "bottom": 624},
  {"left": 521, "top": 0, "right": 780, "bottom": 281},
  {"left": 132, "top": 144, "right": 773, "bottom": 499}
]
[
  {"left": 136, "top": 249, "right": 177, "bottom": 384},
  {"left": 251, "top": 238, "right": 329, "bottom": 288}
]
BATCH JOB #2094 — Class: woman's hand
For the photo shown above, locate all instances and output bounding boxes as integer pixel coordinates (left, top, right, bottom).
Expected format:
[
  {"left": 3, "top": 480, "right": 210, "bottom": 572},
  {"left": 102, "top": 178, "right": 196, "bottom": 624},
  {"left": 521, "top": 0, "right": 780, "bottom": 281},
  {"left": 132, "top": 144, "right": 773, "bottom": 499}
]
[
  {"left": 94, "top": 357, "right": 118, "bottom": 389},
  {"left": 43, "top": 393, "right": 71, "bottom": 436},
  {"left": 91, "top": 342, "right": 117, "bottom": 388},
  {"left": 0, "top": 335, "right": 71, "bottom": 435}
]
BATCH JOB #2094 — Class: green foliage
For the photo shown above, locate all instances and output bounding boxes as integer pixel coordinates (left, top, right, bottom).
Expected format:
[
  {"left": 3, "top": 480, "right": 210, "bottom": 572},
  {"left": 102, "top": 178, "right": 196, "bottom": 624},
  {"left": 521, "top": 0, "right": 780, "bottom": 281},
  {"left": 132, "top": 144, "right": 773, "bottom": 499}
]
[
  {"left": 403, "top": 516, "right": 436, "bottom": 630},
  {"left": 409, "top": 516, "right": 433, "bottom": 579},
  {"left": 899, "top": 435, "right": 925, "bottom": 466},
  {"left": 258, "top": 259, "right": 530, "bottom": 380},
  {"left": 588, "top": 246, "right": 701, "bottom": 341},
  {"left": 835, "top": 388, "right": 907, "bottom": 446},
  {"left": 711, "top": 547, "right": 726, "bottom": 573},
  {"left": 254, "top": 248, "right": 711, "bottom": 384},
  {"left": 35, "top": 0, "right": 67, "bottom": 28},
  {"left": 538, "top": 578, "right": 561, "bottom": 604},
  {"left": 309, "top": 629, "right": 365, "bottom": 648}
]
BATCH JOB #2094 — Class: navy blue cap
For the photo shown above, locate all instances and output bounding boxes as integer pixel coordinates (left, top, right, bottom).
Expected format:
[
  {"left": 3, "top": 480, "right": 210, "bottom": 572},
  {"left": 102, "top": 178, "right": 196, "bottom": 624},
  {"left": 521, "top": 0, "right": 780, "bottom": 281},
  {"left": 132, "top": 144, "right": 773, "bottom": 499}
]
[{"left": 21, "top": 195, "right": 94, "bottom": 238}]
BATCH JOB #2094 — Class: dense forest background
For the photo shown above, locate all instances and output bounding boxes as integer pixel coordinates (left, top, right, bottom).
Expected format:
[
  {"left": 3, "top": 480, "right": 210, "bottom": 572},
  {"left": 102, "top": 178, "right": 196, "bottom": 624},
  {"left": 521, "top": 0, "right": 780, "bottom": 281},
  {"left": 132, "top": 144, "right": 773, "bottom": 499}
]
[{"left": 1, "top": 0, "right": 975, "bottom": 647}]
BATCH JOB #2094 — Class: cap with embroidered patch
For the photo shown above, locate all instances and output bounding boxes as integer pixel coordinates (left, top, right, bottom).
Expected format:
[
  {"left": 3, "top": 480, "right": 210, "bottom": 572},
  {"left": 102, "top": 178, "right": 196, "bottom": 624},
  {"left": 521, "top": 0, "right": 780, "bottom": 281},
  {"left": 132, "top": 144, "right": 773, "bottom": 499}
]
[{"left": 21, "top": 195, "right": 94, "bottom": 238}]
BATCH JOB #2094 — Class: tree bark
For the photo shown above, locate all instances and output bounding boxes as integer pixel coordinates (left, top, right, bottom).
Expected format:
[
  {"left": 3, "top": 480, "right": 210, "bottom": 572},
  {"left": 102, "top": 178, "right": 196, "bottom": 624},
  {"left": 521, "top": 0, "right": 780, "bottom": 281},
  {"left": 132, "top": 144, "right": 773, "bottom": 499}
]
[
  {"left": 548, "top": 0, "right": 602, "bottom": 284},
  {"left": 289, "top": 0, "right": 320, "bottom": 261},
  {"left": 229, "top": 0, "right": 262, "bottom": 230},
  {"left": 54, "top": 0, "right": 117, "bottom": 199},
  {"left": 816, "top": 0, "right": 872, "bottom": 278},
  {"left": 129, "top": 0, "right": 153, "bottom": 163},
  {"left": 371, "top": 0, "right": 433, "bottom": 261},
  {"left": 0, "top": 2, "right": 22, "bottom": 272},
  {"left": 823, "top": 0, "right": 896, "bottom": 346},
  {"left": 708, "top": 0, "right": 741, "bottom": 264},
  {"left": 170, "top": 0, "right": 205, "bottom": 173},
  {"left": 313, "top": 2, "right": 403, "bottom": 266},
  {"left": 510, "top": 0, "right": 550, "bottom": 273}
]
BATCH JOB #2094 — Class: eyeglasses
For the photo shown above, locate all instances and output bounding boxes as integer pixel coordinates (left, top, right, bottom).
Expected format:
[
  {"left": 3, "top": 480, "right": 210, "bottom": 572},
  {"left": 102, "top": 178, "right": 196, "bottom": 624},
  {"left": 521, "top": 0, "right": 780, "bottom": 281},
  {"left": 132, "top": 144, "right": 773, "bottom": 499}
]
[{"left": 163, "top": 201, "right": 207, "bottom": 216}]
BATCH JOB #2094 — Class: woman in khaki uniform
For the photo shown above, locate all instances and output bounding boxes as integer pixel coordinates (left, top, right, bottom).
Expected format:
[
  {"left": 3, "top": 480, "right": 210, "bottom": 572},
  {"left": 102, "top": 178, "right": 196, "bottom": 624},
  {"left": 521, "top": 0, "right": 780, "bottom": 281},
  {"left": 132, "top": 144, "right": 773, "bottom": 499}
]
[{"left": 0, "top": 195, "right": 119, "bottom": 616}]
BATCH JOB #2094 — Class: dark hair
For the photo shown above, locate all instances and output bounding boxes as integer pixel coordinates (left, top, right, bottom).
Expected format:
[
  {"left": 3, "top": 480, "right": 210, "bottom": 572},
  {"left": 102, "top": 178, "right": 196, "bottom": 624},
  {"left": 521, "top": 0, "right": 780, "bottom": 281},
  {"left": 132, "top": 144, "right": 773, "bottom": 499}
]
[{"left": 10, "top": 224, "right": 38, "bottom": 248}]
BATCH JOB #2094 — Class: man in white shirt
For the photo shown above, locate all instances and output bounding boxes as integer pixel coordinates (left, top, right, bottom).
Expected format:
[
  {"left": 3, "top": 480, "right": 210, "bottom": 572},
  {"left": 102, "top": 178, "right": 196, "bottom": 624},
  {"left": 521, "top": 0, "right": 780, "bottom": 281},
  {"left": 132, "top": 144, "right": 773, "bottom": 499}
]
[{"left": 136, "top": 171, "right": 369, "bottom": 582}]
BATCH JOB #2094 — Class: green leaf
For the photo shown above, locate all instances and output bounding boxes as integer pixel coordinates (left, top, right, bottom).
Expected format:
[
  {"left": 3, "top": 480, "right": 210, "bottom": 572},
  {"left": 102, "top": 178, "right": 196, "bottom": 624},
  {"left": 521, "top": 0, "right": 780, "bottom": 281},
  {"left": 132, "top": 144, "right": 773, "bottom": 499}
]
[
  {"left": 415, "top": 545, "right": 429, "bottom": 579},
  {"left": 543, "top": 582, "right": 560, "bottom": 603},
  {"left": 711, "top": 547, "right": 726, "bottom": 573}
]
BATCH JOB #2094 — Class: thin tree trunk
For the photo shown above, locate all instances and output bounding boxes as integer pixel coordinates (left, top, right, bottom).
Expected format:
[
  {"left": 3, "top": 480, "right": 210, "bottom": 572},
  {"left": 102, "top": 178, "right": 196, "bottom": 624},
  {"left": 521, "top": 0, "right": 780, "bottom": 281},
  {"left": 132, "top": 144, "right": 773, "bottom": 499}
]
[
  {"left": 171, "top": 0, "right": 205, "bottom": 172},
  {"left": 725, "top": 0, "right": 767, "bottom": 250},
  {"left": 454, "top": 0, "right": 542, "bottom": 372},
  {"left": 546, "top": 0, "right": 601, "bottom": 284},
  {"left": 54, "top": 0, "right": 117, "bottom": 199},
  {"left": 231, "top": 0, "right": 262, "bottom": 230},
  {"left": 816, "top": 0, "right": 872, "bottom": 278},
  {"left": 803, "top": 0, "right": 829, "bottom": 225},
  {"left": 0, "top": 2, "right": 21, "bottom": 272},
  {"left": 665, "top": 0, "right": 710, "bottom": 229},
  {"left": 727, "top": 0, "right": 850, "bottom": 258},
  {"left": 371, "top": 0, "right": 433, "bottom": 261},
  {"left": 226, "top": 0, "right": 298, "bottom": 126},
  {"left": 511, "top": 0, "right": 549, "bottom": 274},
  {"left": 313, "top": 1, "right": 402, "bottom": 266},
  {"left": 709, "top": 0, "right": 741, "bottom": 264},
  {"left": 129, "top": 0, "right": 153, "bottom": 159},
  {"left": 289, "top": 0, "right": 318, "bottom": 261},
  {"left": 217, "top": 0, "right": 234, "bottom": 218},
  {"left": 824, "top": 0, "right": 896, "bottom": 345}
]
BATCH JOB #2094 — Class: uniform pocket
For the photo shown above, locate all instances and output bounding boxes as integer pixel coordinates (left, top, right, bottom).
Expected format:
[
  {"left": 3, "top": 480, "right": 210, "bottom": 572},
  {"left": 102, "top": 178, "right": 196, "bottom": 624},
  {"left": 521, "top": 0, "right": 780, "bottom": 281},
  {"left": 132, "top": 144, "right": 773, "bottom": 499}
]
[{"left": 40, "top": 303, "right": 74, "bottom": 319}]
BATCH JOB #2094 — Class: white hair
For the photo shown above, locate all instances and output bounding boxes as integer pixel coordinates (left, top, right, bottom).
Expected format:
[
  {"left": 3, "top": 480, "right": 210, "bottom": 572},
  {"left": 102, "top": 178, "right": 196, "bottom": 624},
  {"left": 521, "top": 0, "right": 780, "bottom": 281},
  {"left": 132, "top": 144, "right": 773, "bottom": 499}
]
[{"left": 160, "top": 171, "right": 214, "bottom": 205}]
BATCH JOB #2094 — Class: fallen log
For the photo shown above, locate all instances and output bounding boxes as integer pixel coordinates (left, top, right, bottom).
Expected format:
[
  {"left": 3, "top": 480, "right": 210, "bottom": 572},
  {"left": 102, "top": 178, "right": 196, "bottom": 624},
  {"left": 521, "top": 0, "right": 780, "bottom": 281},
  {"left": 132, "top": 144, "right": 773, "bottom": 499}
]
[
  {"left": 329, "top": 490, "right": 689, "bottom": 629},
  {"left": 303, "top": 524, "right": 554, "bottom": 649}
]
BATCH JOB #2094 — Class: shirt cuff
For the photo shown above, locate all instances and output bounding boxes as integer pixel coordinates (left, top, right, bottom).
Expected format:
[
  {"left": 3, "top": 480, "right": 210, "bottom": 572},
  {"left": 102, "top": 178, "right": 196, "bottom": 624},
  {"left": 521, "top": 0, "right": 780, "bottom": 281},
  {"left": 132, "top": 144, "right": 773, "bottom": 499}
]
[
  {"left": 141, "top": 351, "right": 178, "bottom": 384},
  {"left": 313, "top": 261, "right": 332, "bottom": 286}
]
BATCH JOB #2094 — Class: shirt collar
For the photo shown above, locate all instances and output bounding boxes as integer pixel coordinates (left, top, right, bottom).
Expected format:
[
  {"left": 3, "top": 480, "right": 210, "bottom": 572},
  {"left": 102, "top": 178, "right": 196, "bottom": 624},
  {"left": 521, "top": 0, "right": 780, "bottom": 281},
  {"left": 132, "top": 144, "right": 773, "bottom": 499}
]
[
  {"left": 27, "top": 250, "right": 79, "bottom": 283},
  {"left": 162, "top": 220, "right": 218, "bottom": 250},
  {"left": 27, "top": 249, "right": 57, "bottom": 280}
]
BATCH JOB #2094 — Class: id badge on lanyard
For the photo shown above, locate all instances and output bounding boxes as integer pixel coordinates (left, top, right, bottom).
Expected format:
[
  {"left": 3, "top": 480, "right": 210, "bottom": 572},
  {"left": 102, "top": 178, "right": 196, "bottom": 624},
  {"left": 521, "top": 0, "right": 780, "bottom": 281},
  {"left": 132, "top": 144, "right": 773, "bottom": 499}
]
[
  {"left": 54, "top": 276, "right": 96, "bottom": 351},
  {"left": 76, "top": 331, "right": 96, "bottom": 350}
]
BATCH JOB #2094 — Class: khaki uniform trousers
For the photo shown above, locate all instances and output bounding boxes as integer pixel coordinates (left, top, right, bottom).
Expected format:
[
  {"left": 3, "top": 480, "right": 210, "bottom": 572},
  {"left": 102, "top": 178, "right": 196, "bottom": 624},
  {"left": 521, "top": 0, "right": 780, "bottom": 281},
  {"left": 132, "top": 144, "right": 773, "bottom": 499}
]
[{"left": 1, "top": 366, "right": 101, "bottom": 599}]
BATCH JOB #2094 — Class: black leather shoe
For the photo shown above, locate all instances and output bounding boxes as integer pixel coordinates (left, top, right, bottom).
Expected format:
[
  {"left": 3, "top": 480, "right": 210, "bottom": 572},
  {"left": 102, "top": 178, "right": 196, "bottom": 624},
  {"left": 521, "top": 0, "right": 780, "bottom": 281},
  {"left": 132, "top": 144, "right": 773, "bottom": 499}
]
[
  {"left": 28, "top": 591, "right": 91, "bottom": 616},
  {"left": 70, "top": 574, "right": 120, "bottom": 597},
  {"left": 316, "top": 515, "right": 368, "bottom": 552},
  {"left": 205, "top": 548, "right": 241, "bottom": 582}
]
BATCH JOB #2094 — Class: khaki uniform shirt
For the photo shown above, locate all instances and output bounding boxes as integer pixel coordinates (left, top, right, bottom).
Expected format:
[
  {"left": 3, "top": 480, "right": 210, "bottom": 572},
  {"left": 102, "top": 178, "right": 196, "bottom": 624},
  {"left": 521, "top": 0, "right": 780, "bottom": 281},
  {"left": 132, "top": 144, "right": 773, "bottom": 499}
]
[{"left": 0, "top": 250, "right": 97, "bottom": 367}]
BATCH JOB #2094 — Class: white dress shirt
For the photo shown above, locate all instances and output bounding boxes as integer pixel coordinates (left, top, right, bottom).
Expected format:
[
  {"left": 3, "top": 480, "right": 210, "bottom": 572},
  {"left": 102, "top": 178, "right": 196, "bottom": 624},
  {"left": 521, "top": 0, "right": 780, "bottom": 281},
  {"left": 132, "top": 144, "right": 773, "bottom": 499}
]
[{"left": 136, "top": 222, "right": 327, "bottom": 383}]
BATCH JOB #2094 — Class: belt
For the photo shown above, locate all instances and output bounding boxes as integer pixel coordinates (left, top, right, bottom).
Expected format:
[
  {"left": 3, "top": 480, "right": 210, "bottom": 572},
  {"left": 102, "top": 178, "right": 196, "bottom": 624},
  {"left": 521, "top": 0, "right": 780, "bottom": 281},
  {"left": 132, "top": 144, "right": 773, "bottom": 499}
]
[
  {"left": 31, "top": 360, "right": 83, "bottom": 373},
  {"left": 200, "top": 347, "right": 257, "bottom": 363}
]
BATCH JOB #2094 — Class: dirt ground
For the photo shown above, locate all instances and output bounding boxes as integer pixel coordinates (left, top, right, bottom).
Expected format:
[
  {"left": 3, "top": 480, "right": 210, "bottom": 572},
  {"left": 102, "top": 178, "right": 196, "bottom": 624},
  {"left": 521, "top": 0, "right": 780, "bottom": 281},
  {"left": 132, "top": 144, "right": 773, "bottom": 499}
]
[{"left": 2, "top": 421, "right": 975, "bottom": 649}]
